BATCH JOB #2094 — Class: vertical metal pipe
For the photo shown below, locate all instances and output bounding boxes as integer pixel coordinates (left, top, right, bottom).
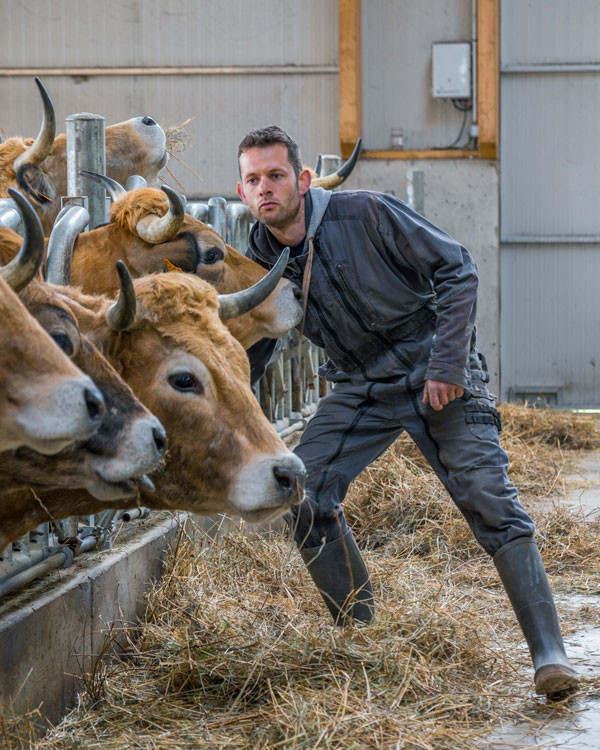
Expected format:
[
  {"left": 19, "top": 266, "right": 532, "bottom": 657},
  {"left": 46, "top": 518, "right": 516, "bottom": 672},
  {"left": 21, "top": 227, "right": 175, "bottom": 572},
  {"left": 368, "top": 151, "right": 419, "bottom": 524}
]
[
  {"left": 66, "top": 113, "right": 106, "bottom": 229},
  {"left": 406, "top": 170, "right": 425, "bottom": 216},
  {"left": 208, "top": 197, "right": 227, "bottom": 239}
]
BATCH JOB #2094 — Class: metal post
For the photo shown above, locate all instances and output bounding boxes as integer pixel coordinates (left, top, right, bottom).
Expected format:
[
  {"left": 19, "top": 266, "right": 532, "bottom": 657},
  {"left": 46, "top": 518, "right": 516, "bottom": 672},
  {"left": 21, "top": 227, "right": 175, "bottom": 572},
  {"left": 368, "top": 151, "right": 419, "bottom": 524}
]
[
  {"left": 208, "top": 197, "right": 227, "bottom": 239},
  {"left": 66, "top": 113, "right": 106, "bottom": 229},
  {"left": 406, "top": 170, "right": 425, "bottom": 215}
]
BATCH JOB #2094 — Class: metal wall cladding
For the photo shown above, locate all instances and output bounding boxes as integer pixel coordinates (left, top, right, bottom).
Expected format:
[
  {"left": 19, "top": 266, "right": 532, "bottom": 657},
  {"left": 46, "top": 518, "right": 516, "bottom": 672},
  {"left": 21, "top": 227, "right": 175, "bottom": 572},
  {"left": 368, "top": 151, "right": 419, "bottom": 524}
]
[
  {"left": 501, "top": 0, "right": 600, "bottom": 66},
  {"left": 499, "top": 0, "right": 600, "bottom": 406},
  {"left": 500, "top": 73, "right": 600, "bottom": 237},
  {"left": 362, "top": 0, "right": 473, "bottom": 151},
  {"left": 1, "top": 74, "right": 339, "bottom": 196},
  {"left": 500, "top": 245, "right": 600, "bottom": 407},
  {"left": 0, "top": 0, "right": 337, "bottom": 68}
]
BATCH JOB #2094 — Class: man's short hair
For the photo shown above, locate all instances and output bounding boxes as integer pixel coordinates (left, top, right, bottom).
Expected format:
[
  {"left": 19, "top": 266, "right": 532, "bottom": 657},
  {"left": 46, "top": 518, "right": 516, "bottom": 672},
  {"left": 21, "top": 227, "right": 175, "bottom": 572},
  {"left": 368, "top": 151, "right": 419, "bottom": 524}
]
[{"left": 238, "top": 126, "right": 303, "bottom": 178}]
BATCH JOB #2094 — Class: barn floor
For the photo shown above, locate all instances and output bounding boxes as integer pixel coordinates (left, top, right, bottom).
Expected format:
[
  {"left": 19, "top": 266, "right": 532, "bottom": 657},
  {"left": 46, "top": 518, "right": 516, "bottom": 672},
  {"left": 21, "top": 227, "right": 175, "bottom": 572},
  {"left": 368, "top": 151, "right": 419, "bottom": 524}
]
[{"left": 2, "top": 405, "right": 600, "bottom": 749}]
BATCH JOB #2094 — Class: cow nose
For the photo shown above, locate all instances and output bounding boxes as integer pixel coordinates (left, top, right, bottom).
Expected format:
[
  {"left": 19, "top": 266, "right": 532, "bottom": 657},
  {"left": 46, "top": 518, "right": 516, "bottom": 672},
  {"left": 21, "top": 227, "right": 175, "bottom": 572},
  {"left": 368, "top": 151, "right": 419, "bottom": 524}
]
[
  {"left": 152, "top": 424, "right": 168, "bottom": 458},
  {"left": 142, "top": 116, "right": 157, "bottom": 127},
  {"left": 292, "top": 285, "right": 302, "bottom": 302},
  {"left": 273, "top": 464, "right": 307, "bottom": 500},
  {"left": 84, "top": 385, "right": 105, "bottom": 424}
]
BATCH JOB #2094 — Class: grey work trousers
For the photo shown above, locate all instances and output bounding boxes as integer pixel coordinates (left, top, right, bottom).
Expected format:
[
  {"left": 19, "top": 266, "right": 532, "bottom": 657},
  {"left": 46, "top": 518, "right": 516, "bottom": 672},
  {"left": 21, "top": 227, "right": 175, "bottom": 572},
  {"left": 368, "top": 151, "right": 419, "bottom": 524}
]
[{"left": 290, "top": 376, "right": 534, "bottom": 556}]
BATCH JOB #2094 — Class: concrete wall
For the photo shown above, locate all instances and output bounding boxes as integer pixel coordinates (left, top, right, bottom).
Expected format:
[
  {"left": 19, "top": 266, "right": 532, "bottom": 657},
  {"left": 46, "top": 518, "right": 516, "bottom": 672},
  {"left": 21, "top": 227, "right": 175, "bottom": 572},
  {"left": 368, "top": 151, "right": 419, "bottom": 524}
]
[
  {"left": 0, "top": 516, "right": 180, "bottom": 732},
  {"left": 343, "top": 158, "right": 500, "bottom": 395}
]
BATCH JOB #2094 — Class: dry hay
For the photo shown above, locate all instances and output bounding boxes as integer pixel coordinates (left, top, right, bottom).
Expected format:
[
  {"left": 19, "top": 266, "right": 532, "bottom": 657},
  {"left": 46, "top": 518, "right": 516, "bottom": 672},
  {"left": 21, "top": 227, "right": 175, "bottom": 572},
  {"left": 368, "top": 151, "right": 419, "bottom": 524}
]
[{"left": 3, "top": 404, "right": 600, "bottom": 749}]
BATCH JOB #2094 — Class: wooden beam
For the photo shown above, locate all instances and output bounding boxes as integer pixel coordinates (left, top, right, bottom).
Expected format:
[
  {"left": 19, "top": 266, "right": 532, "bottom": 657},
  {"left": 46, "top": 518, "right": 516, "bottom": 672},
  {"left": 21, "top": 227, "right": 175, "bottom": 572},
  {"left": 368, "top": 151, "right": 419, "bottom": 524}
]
[
  {"left": 363, "top": 149, "right": 479, "bottom": 160},
  {"left": 338, "top": 0, "right": 362, "bottom": 159},
  {"left": 477, "top": 0, "right": 499, "bottom": 159}
]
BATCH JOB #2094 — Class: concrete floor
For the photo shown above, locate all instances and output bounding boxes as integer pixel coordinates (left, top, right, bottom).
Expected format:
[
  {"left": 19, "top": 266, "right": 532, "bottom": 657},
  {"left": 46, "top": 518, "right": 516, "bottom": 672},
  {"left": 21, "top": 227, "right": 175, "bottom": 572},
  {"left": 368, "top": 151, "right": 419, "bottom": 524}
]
[{"left": 486, "top": 454, "right": 600, "bottom": 749}]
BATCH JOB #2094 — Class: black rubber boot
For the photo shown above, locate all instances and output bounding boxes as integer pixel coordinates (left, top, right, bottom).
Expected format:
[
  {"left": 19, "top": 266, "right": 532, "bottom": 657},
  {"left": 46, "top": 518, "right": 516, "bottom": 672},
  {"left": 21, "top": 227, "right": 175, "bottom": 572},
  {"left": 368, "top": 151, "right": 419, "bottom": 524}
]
[
  {"left": 299, "top": 528, "right": 375, "bottom": 626},
  {"left": 493, "top": 537, "right": 579, "bottom": 697}
]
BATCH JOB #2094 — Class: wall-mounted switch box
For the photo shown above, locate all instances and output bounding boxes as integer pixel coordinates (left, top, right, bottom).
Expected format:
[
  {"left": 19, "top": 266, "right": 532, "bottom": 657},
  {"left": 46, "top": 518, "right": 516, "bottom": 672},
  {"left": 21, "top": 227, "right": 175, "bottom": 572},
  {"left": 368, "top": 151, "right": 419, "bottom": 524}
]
[{"left": 432, "top": 42, "right": 471, "bottom": 99}]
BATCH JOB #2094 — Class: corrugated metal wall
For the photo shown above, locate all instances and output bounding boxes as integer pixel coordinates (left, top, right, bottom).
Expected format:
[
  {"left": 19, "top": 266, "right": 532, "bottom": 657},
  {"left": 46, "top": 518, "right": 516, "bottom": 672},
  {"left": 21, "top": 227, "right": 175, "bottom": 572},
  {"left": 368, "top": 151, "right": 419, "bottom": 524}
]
[
  {"left": 0, "top": 0, "right": 338, "bottom": 195},
  {"left": 362, "top": 0, "right": 473, "bottom": 150},
  {"left": 500, "top": 0, "right": 600, "bottom": 406}
]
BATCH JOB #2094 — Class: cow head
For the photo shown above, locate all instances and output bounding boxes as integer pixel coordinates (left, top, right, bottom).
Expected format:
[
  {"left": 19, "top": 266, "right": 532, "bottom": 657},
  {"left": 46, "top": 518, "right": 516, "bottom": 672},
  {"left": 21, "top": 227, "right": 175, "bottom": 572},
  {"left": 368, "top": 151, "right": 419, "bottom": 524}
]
[
  {"left": 0, "top": 189, "right": 104, "bottom": 454},
  {"left": 59, "top": 266, "right": 306, "bottom": 521},
  {"left": 0, "top": 78, "right": 168, "bottom": 234},
  {"left": 0, "top": 203, "right": 167, "bottom": 502},
  {"left": 64, "top": 184, "right": 303, "bottom": 347}
]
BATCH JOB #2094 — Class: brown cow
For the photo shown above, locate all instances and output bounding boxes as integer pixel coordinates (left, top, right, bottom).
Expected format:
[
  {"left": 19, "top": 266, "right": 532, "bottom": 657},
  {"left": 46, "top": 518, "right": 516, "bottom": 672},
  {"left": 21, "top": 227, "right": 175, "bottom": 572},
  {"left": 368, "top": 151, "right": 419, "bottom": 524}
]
[
  {"left": 0, "top": 189, "right": 104, "bottom": 454},
  {"left": 0, "top": 198, "right": 167, "bottom": 516},
  {"left": 51, "top": 183, "right": 303, "bottom": 348},
  {"left": 56, "top": 265, "right": 306, "bottom": 523},
  {"left": 0, "top": 78, "right": 168, "bottom": 234}
]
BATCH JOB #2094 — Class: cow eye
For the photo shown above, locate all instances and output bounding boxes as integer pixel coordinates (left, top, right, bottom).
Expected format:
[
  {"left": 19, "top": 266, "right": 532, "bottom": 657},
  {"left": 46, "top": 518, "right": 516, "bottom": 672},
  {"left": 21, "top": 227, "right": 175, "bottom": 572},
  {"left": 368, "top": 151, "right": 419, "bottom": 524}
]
[
  {"left": 203, "top": 247, "right": 223, "bottom": 264},
  {"left": 50, "top": 332, "right": 74, "bottom": 357},
  {"left": 168, "top": 372, "right": 204, "bottom": 394}
]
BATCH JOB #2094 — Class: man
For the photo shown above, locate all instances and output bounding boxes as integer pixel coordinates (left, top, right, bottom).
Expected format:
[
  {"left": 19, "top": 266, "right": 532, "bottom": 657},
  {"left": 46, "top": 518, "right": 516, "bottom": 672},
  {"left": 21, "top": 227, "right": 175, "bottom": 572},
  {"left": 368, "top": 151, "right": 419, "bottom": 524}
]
[{"left": 236, "top": 125, "right": 578, "bottom": 698}]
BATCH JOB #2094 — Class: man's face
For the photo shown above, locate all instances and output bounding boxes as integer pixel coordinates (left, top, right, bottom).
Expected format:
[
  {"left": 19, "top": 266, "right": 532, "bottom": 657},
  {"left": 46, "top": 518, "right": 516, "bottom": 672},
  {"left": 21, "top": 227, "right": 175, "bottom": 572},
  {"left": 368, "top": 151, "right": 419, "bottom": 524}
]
[{"left": 237, "top": 144, "right": 310, "bottom": 231}]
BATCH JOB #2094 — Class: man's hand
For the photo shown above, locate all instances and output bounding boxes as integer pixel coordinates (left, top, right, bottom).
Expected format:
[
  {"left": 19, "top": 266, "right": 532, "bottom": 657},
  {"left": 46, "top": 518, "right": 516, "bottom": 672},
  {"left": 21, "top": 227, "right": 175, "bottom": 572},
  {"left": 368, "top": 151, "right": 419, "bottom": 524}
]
[{"left": 423, "top": 379, "right": 464, "bottom": 411}]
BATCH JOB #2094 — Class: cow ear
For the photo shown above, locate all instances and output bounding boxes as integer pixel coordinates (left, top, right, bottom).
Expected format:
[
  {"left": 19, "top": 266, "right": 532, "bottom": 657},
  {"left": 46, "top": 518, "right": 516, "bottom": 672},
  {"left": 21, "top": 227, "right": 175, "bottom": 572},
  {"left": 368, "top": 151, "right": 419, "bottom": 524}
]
[{"left": 16, "top": 164, "right": 55, "bottom": 205}]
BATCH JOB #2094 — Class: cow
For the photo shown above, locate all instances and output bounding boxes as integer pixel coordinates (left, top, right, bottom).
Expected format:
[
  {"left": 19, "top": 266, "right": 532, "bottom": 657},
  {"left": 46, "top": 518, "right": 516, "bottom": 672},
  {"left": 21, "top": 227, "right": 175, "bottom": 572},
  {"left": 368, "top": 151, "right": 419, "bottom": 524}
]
[
  {"left": 54, "top": 258, "right": 307, "bottom": 525},
  {"left": 0, "top": 195, "right": 168, "bottom": 547},
  {"left": 0, "top": 77, "right": 168, "bottom": 234},
  {"left": 47, "top": 182, "right": 303, "bottom": 349},
  {"left": 0, "top": 189, "right": 105, "bottom": 454}
]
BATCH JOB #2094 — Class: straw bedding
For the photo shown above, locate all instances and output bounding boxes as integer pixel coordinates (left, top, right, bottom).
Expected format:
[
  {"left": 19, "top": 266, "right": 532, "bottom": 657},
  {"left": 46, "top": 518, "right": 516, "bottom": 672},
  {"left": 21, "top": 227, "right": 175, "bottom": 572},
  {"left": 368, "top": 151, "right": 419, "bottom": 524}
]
[{"left": 3, "top": 404, "right": 600, "bottom": 749}]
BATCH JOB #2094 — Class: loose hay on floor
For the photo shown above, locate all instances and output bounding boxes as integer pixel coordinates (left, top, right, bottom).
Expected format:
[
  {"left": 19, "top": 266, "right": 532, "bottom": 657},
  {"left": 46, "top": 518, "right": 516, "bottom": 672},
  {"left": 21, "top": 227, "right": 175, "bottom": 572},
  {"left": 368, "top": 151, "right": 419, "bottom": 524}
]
[{"left": 3, "top": 404, "right": 600, "bottom": 749}]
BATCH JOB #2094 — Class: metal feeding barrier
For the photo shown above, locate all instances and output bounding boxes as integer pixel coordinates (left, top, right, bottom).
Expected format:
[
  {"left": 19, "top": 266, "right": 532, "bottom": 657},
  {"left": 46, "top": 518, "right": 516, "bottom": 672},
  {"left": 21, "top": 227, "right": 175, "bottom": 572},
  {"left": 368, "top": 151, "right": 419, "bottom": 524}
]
[{"left": 0, "top": 113, "right": 339, "bottom": 598}]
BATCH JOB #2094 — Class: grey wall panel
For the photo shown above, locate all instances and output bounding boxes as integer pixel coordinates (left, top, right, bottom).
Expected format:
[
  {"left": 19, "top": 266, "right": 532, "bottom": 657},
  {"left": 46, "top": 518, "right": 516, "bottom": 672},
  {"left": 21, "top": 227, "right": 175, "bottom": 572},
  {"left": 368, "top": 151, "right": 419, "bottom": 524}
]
[
  {"left": 0, "top": 73, "right": 338, "bottom": 195},
  {"left": 500, "top": 73, "right": 600, "bottom": 237},
  {"left": 501, "top": 0, "right": 600, "bottom": 66},
  {"left": 362, "top": 0, "right": 473, "bottom": 151},
  {"left": 500, "top": 245, "right": 600, "bottom": 406},
  {"left": 0, "top": 0, "right": 337, "bottom": 68}
]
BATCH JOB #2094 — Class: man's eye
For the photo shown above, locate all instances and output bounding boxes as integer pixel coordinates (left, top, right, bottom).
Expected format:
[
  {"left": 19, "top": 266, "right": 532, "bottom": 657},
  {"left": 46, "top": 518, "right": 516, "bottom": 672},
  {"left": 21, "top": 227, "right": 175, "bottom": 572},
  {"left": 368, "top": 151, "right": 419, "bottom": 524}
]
[
  {"left": 168, "top": 372, "right": 204, "bottom": 394},
  {"left": 247, "top": 178, "right": 257, "bottom": 184},
  {"left": 50, "top": 332, "right": 74, "bottom": 357}
]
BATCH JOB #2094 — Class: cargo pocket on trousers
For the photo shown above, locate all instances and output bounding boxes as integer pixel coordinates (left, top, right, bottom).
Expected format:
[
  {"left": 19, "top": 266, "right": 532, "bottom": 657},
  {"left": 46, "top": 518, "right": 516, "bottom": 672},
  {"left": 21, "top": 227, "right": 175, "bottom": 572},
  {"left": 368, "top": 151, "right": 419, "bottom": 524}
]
[{"left": 464, "top": 397, "right": 502, "bottom": 439}]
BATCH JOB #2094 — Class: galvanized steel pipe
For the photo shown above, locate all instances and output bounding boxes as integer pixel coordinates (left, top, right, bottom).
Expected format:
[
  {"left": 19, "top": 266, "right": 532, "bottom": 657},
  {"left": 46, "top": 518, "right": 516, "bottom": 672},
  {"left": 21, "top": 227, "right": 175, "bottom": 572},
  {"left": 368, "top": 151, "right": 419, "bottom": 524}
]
[{"left": 66, "top": 113, "right": 106, "bottom": 229}]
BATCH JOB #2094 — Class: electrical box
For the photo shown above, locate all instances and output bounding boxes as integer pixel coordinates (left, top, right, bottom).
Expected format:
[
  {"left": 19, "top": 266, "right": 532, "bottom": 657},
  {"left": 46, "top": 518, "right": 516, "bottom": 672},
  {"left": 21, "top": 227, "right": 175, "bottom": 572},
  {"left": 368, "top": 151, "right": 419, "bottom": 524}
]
[{"left": 432, "top": 42, "right": 471, "bottom": 99}]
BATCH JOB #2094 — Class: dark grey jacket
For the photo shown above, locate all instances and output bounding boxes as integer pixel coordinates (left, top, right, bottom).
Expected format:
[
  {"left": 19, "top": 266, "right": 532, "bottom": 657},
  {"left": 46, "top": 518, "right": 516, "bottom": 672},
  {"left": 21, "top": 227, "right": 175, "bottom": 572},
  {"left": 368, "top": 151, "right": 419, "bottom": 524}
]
[{"left": 247, "top": 187, "right": 481, "bottom": 388}]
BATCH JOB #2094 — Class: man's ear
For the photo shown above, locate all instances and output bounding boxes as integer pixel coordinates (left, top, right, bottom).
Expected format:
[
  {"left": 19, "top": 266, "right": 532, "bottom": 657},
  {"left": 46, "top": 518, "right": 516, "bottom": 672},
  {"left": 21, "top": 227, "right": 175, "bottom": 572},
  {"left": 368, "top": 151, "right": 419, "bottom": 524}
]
[
  {"left": 299, "top": 168, "right": 312, "bottom": 196},
  {"left": 236, "top": 181, "right": 247, "bottom": 204}
]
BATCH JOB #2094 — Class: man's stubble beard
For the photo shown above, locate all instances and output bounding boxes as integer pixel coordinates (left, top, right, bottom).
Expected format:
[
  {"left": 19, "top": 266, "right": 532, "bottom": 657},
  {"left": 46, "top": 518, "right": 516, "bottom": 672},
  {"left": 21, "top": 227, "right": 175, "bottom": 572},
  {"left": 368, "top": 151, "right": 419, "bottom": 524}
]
[{"left": 260, "top": 186, "right": 301, "bottom": 232}]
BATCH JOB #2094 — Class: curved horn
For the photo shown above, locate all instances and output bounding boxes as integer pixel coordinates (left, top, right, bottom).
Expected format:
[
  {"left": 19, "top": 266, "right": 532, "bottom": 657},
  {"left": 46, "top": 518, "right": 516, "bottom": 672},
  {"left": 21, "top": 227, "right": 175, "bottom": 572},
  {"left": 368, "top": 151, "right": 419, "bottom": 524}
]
[
  {"left": 218, "top": 246, "right": 290, "bottom": 321},
  {"left": 105, "top": 261, "right": 139, "bottom": 331},
  {"left": 134, "top": 185, "right": 184, "bottom": 244},
  {"left": 14, "top": 77, "right": 56, "bottom": 170},
  {"left": 80, "top": 170, "right": 126, "bottom": 201},
  {"left": 313, "top": 153, "right": 323, "bottom": 177},
  {"left": 310, "top": 138, "right": 362, "bottom": 190},
  {"left": 0, "top": 188, "right": 45, "bottom": 292}
]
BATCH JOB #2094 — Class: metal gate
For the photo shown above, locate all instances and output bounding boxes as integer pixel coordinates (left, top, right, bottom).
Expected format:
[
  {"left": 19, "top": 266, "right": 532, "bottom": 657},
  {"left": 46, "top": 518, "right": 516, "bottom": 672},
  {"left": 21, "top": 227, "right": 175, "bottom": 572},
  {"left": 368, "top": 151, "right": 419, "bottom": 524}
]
[{"left": 499, "top": 0, "right": 600, "bottom": 408}]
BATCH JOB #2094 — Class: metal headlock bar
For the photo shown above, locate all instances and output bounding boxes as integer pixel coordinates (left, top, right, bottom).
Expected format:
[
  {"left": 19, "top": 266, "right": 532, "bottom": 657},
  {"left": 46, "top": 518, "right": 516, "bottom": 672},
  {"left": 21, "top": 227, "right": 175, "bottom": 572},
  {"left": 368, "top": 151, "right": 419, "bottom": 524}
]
[{"left": 0, "top": 137, "right": 339, "bottom": 598}]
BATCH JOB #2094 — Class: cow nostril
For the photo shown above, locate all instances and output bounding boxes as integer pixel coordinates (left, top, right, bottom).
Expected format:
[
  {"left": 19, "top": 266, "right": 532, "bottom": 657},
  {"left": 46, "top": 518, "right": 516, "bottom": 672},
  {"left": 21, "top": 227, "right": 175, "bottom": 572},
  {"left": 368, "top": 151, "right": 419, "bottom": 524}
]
[
  {"left": 142, "top": 116, "right": 157, "bottom": 127},
  {"left": 292, "top": 285, "right": 302, "bottom": 302},
  {"left": 152, "top": 426, "right": 168, "bottom": 457},
  {"left": 273, "top": 465, "right": 307, "bottom": 497},
  {"left": 84, "top": 387, "right": 104, "bottom": 423}
]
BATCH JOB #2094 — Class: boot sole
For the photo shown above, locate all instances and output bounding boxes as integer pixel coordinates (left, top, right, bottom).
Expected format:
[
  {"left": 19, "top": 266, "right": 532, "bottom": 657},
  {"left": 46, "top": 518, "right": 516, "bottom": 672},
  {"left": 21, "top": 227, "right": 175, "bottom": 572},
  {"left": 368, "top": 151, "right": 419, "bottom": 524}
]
[{"left": 535, "top": 665, "right": 580, "bottom": 698}]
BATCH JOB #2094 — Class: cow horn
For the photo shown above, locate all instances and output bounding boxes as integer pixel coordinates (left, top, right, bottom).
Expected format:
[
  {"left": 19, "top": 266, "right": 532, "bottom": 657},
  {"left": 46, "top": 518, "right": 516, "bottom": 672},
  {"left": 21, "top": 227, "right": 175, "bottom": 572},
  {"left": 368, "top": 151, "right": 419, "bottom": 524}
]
[
  {"left": 310, "top": 138, "right": 362, "bottom": 190},
  {"left": 80, "top": 170, "right": 127, "bottom": 201},
  {"left": 134, "top": 185, "right": 184, "bottom": 244},
  {"left": 105, "top": 261, "right": 139, "bottom": 331},
  {"left": 217, "top": 246, "right": 290, "bottom": 321},
  {"left": 313, "top": 153, "right": 323, "bottom": 177},
  {"left": 0, "top": 188, "right": 45, "bottom": 292},
  {"left": 13, "top": 77, "right": 56, "bottom": 171}
]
